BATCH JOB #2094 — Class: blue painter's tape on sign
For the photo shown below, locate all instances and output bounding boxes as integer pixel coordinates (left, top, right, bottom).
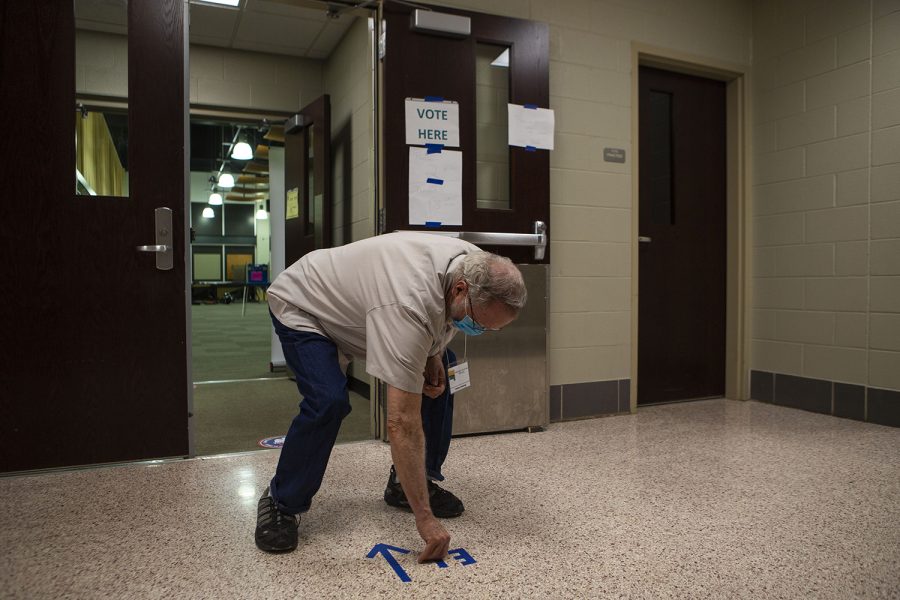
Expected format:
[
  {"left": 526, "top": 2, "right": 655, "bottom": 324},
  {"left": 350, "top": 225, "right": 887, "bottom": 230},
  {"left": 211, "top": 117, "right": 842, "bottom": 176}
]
[
  {"left": 425, "top": 221, "right": 441, "bottom": 228},
  {"left": 426, "top": 178, "right": 444, "bottom": 185},
  {"left": 526, "top": 145, "right": 537, "bottom": 152},
  {"left": 524, "top": 103, "right": 538, "bottom": 109},
  {"left": 424, "top": 96, "right": 444, "bottom": 102},
  {"left": 425, "top": 144, "right": 444, "bottom": 154},
  {"left": 258, "top": 435, "right": 285, "bottom": 449}
]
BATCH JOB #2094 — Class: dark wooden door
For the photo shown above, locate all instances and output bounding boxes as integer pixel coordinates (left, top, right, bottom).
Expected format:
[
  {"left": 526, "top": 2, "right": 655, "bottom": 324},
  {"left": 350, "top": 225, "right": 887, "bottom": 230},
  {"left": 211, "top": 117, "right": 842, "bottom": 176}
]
[
  {"left": 0, "top": 1, "right": 189, "bottom": 471},
  {"left": 638, "top": 66, "right": 726, "bottom": 405},
  {"left": 284, "top": 95, "right": 331, "bottom": 265},
  {"left": 382, "top": 1, "right": 549, "bottom": 265}
]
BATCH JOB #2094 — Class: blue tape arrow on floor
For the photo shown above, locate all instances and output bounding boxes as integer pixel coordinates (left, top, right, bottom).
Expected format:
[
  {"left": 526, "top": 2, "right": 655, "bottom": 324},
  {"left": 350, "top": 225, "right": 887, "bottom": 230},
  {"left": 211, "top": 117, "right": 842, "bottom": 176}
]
[{"left": 367, "top": 544, "right": 412, "bottom": 582}]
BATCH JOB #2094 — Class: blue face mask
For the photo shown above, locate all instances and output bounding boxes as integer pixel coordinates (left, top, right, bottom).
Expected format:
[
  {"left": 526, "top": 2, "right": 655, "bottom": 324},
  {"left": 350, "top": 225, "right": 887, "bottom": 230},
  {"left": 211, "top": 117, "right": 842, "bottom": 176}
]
[
  {"left": 451, "top": 294, "right": 487, "bottom": 336},
  {"left": 452, "top": 314, "right": 486, "bottom": 336}
]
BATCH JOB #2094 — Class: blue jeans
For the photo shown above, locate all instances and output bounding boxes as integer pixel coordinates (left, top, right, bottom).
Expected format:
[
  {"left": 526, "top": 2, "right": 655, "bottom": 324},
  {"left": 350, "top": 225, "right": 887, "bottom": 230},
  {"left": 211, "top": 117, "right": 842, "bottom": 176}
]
[{"left": 269, "top": 312, "right": 455, "bottom": 515}]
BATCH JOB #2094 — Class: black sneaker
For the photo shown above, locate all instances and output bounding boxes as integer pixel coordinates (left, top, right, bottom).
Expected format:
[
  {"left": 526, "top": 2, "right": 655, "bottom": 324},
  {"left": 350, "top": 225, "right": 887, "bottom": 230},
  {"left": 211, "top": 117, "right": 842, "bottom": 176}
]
[
  {"left": 383, "top": 466, "right": 464, "bottom": 518},
  {"left": 255, "top": 487, "right": 299, "bottom": 553}
]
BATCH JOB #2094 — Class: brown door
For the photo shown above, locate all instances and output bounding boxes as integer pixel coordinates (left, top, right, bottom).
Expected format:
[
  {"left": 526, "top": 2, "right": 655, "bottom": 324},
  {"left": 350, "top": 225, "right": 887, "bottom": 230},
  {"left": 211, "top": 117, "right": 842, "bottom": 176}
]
[
  {"left": 0, "top": 1, "right": 189, "bottom": 471},
  {"left": 380, "top": 3, "right": 550, "bottom": 436},
  {"left": 382, "top": 1, "right": 549, "bottom": 264},
  {"left": 285, "top": 95, "right": 331, "bottom": 265},
  {"left": 638, "top": 66, "right": 726, "bottom": 405}
]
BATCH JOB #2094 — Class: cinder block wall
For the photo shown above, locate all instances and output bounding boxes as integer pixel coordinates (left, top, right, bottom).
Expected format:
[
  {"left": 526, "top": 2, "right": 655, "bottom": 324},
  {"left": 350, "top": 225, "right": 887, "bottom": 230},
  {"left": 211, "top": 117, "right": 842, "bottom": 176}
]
[
  {"left": 76, "top": 30, "right": 324, "bottom": 111},
  {"left": 750, "top": 0, "right": 900, "bottom": 425},
  {"left": 432, "top": 0, "right": 752, "bottom": 418},
  {"left": 323, "top": 17, "right": 376, "bottom": 386},
  {"left": 189, "top": 44, "right": 322, "bottom": 111},
  {"left": 324, "top": 17, "right": 375, "bottom": 247}
]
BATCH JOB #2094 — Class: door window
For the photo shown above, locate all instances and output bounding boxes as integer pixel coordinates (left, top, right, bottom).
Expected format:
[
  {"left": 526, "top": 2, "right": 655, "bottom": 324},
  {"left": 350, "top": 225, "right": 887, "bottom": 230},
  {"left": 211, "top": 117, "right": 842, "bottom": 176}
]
[
  {"left": 475, "top": 43, "right": 510, "bottom": 211},
  {"left": 74, "top": 0, "right": 129, "bottom": 197},
  {"left": 645, "top": 90, "right": 674, "bottom": 225}
]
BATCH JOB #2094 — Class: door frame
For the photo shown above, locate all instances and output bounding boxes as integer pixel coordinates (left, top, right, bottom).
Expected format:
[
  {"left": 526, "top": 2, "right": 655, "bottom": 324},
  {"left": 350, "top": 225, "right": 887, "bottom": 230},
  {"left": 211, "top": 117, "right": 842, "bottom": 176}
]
[
  {"left": 630, "top": 43, "right": 752, "bottom": 410},
  {"left": 184, "top": 105, "right": 296, "bottom": 457}
]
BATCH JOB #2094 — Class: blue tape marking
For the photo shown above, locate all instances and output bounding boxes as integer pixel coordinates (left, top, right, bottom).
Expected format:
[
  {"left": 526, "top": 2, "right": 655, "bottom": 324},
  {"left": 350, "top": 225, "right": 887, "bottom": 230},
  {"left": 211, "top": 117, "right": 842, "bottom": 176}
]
[
  {"left": 424, "top": 96, "right": 444, "bottom": 102},
  {"left": 436, "top": 560, "right": 449, "bottom": 568},
  {"left": 526, "top": 145, "right": 537, "bottom": 152},
  {"left": 425, "top": 221, "right": 442, "bottom": 228},
  {"left": 425, "top": 144, "right": 444, "bottom": 154},
  {"left": 367, "top": 544, "right": 412, "bottom": 583},
  {"left": 426, "top": 178, "right": 444, "bottom": 185},
  {"left": 524, "top": 103, "right": 538, "bottom": 109},
  {"left": 449, "top": 548, "right": 477, "bottom": 566}
]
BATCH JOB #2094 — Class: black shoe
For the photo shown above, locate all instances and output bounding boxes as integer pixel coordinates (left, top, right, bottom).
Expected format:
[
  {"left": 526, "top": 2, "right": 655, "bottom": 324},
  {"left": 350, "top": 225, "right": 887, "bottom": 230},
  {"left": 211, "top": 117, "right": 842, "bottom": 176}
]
[
  {"left": 383, "top": 466, "right": 464, "bottom": 518},
  {"left": 255, "top": 487, "right": 299, "bottom": 553}
]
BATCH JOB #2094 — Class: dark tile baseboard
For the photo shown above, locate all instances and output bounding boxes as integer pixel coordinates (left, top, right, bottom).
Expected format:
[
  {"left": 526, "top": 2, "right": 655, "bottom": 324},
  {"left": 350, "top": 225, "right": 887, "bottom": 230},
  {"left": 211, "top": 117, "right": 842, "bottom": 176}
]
[
  {"left": 750, "top": 370, "right": 899, "bottom": 428},
  {"left": 550, "top": 379, "right": 631, "bottom": 422}
]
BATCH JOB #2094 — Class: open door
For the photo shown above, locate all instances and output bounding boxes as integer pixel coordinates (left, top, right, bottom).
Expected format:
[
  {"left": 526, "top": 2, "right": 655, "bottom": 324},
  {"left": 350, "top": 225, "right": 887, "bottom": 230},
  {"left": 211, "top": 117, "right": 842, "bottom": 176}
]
[
  {"left": 380, "top": 2, "right": 550, "bottom": 435},
  {"left": 284, "top": 95, "right": 331, "bottom": 265},
  {"left": 0, "top": 1, "right": 190, "bottom": 471}
]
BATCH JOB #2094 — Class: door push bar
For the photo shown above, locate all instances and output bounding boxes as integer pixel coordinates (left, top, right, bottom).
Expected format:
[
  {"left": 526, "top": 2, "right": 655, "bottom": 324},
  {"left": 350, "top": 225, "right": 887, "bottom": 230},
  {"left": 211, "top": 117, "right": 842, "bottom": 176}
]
[{"left": 405, "top": 221, "right": 547, "bottom": 261}]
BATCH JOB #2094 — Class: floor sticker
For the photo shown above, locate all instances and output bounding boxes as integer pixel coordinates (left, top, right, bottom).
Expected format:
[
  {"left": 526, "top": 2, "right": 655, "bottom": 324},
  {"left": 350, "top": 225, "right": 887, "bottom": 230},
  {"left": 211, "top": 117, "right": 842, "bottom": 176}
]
[
  {"left": 257, "top": 435, "right": 285, "bottom": 449},
  {"left": 367, "top": 544, "right": 476, "bottom": 582}
]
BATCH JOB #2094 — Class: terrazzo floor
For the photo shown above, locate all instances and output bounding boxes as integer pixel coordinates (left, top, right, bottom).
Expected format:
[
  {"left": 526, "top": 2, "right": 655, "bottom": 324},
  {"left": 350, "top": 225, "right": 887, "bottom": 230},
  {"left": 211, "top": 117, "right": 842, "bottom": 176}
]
[{"left": 2, "top": 399, "right": 899, "bottom": 599}]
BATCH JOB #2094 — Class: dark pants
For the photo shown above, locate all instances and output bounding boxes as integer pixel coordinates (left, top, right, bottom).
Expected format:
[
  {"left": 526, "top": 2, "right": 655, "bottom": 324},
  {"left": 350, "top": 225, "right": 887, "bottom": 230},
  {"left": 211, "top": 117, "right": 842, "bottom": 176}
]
[{"left": 269, "top": 312, "right": 455, "bottom": 515}]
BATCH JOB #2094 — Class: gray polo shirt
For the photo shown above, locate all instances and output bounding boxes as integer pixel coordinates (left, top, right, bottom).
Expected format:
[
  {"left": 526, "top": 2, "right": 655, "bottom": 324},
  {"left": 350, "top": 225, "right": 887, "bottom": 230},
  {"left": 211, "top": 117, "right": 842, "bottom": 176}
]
[{"left": 268, "top": 232, "right": 479, "bottom": 393}]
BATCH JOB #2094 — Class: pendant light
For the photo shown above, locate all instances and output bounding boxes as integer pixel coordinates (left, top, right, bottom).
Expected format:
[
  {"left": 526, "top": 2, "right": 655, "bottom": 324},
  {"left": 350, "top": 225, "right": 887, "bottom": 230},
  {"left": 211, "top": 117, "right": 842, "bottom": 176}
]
[
  {"left": 232, "top": 141, "right": 253, "bottom": 160},
  {"left": 217, "top": 172, "right": 235, "bottom": 189},
  {"left": 208, "top": 192, "right": 223, "bottom": 205},
  {"left": 202, "top": 207, "right": 215, "bottom": 218}
]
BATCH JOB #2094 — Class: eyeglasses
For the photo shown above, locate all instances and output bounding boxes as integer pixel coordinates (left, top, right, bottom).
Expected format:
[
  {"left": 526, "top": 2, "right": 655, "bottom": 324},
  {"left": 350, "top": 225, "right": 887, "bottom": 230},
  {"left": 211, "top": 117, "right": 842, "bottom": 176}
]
[{"left": 466, "top": 291, "right": 501, "bottom": 332}]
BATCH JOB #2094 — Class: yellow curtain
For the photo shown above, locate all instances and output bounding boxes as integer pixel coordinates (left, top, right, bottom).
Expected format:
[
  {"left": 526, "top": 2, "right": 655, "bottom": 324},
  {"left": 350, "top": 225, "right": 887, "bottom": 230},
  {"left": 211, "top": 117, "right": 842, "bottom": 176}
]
[{"left": 75, "top": 112, "right": 126, "bottom": 196}]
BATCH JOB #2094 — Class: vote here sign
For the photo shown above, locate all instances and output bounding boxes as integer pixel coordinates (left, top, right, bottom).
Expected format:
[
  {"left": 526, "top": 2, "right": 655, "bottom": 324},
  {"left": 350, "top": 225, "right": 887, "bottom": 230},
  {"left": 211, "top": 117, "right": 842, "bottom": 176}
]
[{"left": 405, "top": 98, "right": 460, "bottom": 147}]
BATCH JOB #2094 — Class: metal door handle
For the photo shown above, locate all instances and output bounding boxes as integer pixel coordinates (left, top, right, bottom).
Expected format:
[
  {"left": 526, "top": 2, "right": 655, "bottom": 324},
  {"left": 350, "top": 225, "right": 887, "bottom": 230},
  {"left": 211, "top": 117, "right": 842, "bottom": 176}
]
[
  {"left": 638, "top": 236, "right": 652, "bottom": 243},
  {"left": 404, "top": 221, "right": 548, "bottom": 260},
  {"left": 137, "top": 208, "right": 174, "bottom": 271}
]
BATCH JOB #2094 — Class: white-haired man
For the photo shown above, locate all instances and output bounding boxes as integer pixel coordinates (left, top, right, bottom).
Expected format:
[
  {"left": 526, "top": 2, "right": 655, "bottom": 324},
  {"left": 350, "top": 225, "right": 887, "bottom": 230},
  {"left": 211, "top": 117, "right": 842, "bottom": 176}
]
[{"left": 255, "top": 231, "right": 527, "bottom": 562}]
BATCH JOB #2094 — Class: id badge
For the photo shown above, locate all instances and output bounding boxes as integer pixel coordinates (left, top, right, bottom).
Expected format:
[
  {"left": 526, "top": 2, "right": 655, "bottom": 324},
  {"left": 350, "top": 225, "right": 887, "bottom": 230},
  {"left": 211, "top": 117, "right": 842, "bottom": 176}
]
[{"left": 447, "top": 360, "right": 471, "bottom": 394}]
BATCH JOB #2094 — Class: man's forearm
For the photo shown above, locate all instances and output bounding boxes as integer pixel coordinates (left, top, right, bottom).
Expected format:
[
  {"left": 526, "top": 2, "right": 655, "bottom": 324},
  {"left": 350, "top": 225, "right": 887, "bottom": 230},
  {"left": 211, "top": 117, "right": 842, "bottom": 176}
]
[{"left": 386, "top": 385, "right": 432, "bottom": 519}]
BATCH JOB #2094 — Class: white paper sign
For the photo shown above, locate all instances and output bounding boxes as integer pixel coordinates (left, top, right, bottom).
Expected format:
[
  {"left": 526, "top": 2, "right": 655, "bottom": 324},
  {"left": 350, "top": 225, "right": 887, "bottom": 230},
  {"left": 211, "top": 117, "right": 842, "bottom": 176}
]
[
  {"left": 448, "top": 360, "right": 471, "bottom": 393},
  {"left": 405, "top": 98, "right": 460, "bottom": 147},
  {"left": 508, "top": 104, "right": 555, "bottom": 150},
  {"left": 408, "top": 146, "right": 462, "bottom": 226}
]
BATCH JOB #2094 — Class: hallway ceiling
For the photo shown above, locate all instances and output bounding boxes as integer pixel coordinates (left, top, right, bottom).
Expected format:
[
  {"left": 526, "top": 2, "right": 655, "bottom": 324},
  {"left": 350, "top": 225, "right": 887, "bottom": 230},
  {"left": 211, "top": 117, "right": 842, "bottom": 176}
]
[{"left": 75, "top": 0, "right": 357, "bottom": 59}]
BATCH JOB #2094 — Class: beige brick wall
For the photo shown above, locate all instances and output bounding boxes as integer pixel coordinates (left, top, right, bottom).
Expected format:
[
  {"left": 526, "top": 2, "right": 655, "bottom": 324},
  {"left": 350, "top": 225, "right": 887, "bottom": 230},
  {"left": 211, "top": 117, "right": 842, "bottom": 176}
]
[
  {"left": 323, "top": 17, "right": 375, "bottom": 383},
  {"left": 324, "top": 17, "right": 375, "bottom": 247},
  {"left": 431, "top": 0, "right": 752, "bottom": 387},
  {"left": 751, "top": 0, "right": 900, "bottom": 390}
]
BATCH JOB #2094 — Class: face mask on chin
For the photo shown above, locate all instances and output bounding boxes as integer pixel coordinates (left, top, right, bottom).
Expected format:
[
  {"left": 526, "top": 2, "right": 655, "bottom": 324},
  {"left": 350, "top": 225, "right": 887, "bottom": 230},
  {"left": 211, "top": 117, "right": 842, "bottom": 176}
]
[
  {"left": 452, "top": 314, "right": 486, "bottom": 336},
  {"left": 451, "top": 291, "right": 487, "bottom": 336}
]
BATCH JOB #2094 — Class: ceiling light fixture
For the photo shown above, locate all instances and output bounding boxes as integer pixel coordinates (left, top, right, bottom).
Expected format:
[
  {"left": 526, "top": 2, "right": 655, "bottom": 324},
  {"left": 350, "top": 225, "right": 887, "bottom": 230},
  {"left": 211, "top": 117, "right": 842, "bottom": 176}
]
[
  {"left": 218, "top": 173, "right": 235, "bottom": 189},
  {"left": 202, "top": 207, "right": 215, "bottom": 218},
  {"left": 208, "top": 192, "right": 223, "bottom": 205},
  {"left": 231, "top": 141, "right": 253, "bottom": 160}
]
